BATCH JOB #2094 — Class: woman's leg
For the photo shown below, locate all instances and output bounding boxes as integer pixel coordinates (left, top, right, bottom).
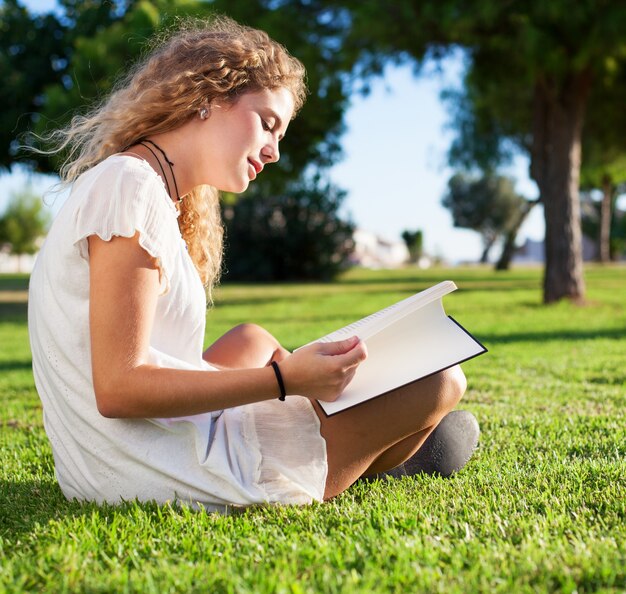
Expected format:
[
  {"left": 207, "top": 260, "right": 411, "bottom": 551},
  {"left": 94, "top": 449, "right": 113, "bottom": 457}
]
[
  {"left": 205, "top": 325, "right": 469, "bottom": 498},
  {"left": 202, "top": 323, "right": 290, "bottom": 369},
  {"left": 313, "top": 364, "right": 467, "bottom": 499}
]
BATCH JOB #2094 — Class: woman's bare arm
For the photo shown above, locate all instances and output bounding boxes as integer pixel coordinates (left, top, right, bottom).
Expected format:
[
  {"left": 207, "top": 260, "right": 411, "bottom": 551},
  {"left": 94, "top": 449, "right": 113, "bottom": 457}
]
[{"left": 88, "top": 233, "right": 366, "bottom": 418}]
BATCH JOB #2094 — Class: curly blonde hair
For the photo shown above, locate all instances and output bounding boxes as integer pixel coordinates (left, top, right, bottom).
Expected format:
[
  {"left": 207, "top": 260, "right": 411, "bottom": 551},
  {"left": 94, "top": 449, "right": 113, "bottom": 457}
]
[{"left": 45, "top": 16, "right": 307, "bottom": 293}]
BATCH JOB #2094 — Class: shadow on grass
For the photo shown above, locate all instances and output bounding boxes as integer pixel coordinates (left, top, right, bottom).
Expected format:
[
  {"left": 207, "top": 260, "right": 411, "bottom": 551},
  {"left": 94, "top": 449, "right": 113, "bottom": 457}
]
[
  {"left": 1, "top": 479, "right": 160, "bottom": 543},
  {"left": 0, "top": 479, "right": 72, "bottom": 540},
  {"left": 249, "top": 312, "right": 363, "bottom": 327},
  {"left": 480, "top": 327, "right": 626, "bottom": 345},
  {"left": 0, "top": 479, "right": 244, "bottom": 545},
  {"left": 215, "top": 295, "right": 304, "bottom": 309},
  {"left": 214, "top": 288, "right": 429, "bottom": 310},
  {"left": 0, "top": 480, "right": 169, "bottom": 544},
  {"left": 215, "top": 284, "right": 534, "bottom": 310},
  {"left": 0, "top": 360, "right": 33, "bottom": 372},
  {"left": 588, "top": 375, "right": 626, "bottom": 385},
  {"left": 0, "top": 275, "right": 29, "bottom": 292},
  {"left": 340, "top": 273, "right": 543, "bottom": 287},
  {"left": 0, "top": 302, "right": 28, "bottom": 322}
]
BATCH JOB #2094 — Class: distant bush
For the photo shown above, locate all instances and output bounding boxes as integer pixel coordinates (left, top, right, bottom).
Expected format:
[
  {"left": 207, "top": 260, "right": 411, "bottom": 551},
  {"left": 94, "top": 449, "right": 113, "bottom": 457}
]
[
  {"left": 0, "top": 187, "right": 50, "bottom": 271},
  {"left": 222, "top": 178, "right": 354, "bottom": 281}
]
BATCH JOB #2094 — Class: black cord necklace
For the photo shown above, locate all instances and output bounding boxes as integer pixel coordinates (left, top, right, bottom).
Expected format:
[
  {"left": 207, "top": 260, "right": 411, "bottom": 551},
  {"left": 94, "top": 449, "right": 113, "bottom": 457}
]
[{"left": 139, "top": 139, "right": 181, "bottom": 204}]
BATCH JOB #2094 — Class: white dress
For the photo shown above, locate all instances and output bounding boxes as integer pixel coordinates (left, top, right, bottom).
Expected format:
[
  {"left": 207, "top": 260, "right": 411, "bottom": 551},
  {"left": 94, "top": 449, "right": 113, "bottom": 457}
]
[{"left": 28, "top": 155, "right": 328, "bottom": 511}]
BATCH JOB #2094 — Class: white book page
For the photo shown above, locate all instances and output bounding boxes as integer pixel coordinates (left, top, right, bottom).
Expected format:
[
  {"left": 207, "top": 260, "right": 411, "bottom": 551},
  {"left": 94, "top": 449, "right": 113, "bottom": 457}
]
[
  {"left": 318, "top": 299, "right": 486, "bottom": 416},
  {"left": 308, "top": 280, "right": 458, "bottom": 345}
]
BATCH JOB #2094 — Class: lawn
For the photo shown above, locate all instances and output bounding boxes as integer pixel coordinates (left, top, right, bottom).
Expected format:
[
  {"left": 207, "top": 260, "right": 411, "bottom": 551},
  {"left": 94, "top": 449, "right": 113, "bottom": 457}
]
[{"left": 1, "top": 266, "right": 624, "bottom": 593}]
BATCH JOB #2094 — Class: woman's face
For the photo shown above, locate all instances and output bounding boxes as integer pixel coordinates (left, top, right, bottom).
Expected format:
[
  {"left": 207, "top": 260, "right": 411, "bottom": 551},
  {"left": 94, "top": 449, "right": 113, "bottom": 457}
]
[{"left": 196, "top": 87, "right": 295, "bottom": 193}]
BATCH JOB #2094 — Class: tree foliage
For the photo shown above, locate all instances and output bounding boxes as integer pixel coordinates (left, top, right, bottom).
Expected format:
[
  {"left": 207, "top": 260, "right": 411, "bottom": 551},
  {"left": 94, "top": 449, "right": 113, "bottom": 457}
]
[
  {"left": 19, "top": 0, "right": 356, "bottom": 192},
  {"left": 3, "top": 0, "right": 358, "bottom": 281},
  {"left": 1, "top": 0, "right": 64, "bottom": 170},
  {"left": 579, "top": 66, "right": 626, "bottom": 262},
  {"left": 0, "top": 187, "right": 51, "bottom": 265},
  {"left": 442, "top": 173, "right": 530, "bottom": 267},
  {"left": 331, "top": 0, "right": 626, "bottom": 302},
  {"left": 580, "top": 187, "right": 626, "bottom": 261},
  {"left": 1, "top": 0, "right": 138, "bottom": 171},
  {"left": 447, "top": 23, "right": 626, "bottom": 266}
]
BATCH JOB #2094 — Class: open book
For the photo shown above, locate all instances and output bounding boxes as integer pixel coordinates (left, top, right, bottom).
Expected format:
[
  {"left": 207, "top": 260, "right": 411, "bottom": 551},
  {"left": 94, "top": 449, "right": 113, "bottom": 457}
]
[{"left": 305, "top": 280, "right": 487, "bottom": 416}]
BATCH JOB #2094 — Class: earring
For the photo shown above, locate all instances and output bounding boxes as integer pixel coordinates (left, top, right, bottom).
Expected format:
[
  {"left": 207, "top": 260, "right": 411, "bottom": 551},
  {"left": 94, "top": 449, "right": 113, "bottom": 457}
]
[{"left": 199, "top": 107, "right": 209, "bottom": 120}]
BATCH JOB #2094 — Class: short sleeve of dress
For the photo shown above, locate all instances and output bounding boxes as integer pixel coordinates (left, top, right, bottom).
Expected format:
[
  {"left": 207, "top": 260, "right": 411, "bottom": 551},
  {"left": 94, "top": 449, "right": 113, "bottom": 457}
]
[{"left": 73, "top": 156, "right": 180, "bottom": 295}]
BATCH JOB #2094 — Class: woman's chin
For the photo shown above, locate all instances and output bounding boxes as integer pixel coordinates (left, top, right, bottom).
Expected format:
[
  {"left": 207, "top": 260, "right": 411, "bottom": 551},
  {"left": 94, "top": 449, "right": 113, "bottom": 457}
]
[{"left": 229, "top": 179, "right": 251, "bottom": 194}]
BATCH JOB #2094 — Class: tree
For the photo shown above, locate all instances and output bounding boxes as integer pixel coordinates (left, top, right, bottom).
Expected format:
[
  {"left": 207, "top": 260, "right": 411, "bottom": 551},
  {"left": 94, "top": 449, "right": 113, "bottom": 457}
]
[
  {"left": 580, "top": 184, "right": 626, "bottom": 261},
  {"left": 8, "top": 0, "right": 358, "bottom": 280},
  {"left": 221, "top": 176, "right": 354, "bottom": 281},
  {"left": 580, "top": 161, "right": 626, "bottom": 262},
  {"left": 442, "top": 173, "right": 531, "bottom": 268},
  {"left": 29, "top": 0, "right": 355, "bottom": 191},
  {"left": 30, "top": 0, "right": 170, "bottom": 173},
  {"left": 1, "top": 0, "right": 66, "bottom": 171},
  {"left": 495, "top": 198, "right": 539, "bottom": 271},
  {"left": 331, "top": 0, "right": 626, "bottom": 302},
  {"left": 611, "top": 197, "right": 626, "bottom": 258},
  {"left": 447, "top": 36, "right": 626, "bottom": 267},
  {"left": 1, "top": 0, "right": 138, "bottom": 172},
  {"left": 0, "top": 187, "right": 50, "bottom": 271},
  {"left": 579, "top": 64, "right": 626, "bottom": 262},
  {"left": 401, "top": 229, "right": 424, "bottom": 263}
]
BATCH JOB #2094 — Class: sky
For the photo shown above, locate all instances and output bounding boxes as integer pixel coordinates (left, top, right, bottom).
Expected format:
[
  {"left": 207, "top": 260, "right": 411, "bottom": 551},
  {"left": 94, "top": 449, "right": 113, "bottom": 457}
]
[
  {"left": 329, "top": 60, "right": 543, "bottom": 262},
  {"left": 1, "top": 0, "right": 546, "bottom": 264}
]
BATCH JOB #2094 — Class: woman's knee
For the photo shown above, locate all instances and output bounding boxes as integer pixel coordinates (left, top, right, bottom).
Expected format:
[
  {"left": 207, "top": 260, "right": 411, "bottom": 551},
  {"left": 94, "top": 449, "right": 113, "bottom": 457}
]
[
  {"left": 439, "top": 365, "right": 467, "bottom": 410},
  {"left": 229, "top": 323, "right": 277, "bottom": 349},
  {"left": 230, "top": 323, "right": 289, "bottom": 362},
  {"left": 232, "top": 322, "right": 267, "bottom": 342},
  {"left": 205, "top": 323, "right": 282, "bottom": 369},
  {"left": 419, "top": 365, "right": 467, "bottom": 417}
]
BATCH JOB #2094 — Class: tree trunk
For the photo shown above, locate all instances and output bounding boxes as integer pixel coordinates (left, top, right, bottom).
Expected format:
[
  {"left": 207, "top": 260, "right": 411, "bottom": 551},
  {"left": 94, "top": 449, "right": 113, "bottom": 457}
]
[
  {"left": 599, "top": 175, "right": 613, "bottom": 263},
  {"left": 479, "top": 236, "right": 496, "bottom": 264},
  {"left": 495, "top": 200, "right": 538, "bottom": 271},
  {"left": 530, "top": 71, "right": 591, "bottom": 303}
]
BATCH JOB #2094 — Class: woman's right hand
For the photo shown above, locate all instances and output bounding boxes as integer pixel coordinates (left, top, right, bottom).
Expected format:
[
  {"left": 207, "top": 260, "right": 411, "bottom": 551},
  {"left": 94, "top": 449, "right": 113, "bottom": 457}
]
[{"left": 277, "top": 336, "right": 368, "bottom": 402}]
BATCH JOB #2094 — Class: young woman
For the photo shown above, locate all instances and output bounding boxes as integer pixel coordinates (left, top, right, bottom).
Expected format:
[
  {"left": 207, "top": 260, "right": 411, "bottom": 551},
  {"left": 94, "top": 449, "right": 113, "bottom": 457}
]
[{"left": 28, "top": 17, "right": 478, "bottom": 511}]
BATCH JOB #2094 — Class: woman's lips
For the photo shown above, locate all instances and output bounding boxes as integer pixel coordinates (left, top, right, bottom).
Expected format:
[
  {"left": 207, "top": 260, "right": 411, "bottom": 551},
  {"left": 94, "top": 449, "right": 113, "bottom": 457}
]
[{"left": 248, "top": 159, "right": 263, "bottom": 176}]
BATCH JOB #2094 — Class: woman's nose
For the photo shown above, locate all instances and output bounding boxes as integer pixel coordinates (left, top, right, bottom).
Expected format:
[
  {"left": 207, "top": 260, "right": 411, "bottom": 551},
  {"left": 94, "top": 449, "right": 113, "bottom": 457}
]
[{"left": 262, "top": 139, "right": 280, "bottom": 164}]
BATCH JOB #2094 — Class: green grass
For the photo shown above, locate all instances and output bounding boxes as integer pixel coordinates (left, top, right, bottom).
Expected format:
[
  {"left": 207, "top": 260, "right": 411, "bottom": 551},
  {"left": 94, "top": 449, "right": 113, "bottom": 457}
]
[{"left": 1, "top": 266, "right": 625, "bottom": 593}]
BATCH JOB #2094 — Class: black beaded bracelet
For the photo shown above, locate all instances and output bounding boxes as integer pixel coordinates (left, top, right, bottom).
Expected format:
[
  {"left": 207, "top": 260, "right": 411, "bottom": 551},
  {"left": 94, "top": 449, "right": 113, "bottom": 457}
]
[{"left": 270, "top": 361, "right": 287, "bottom": 401}]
